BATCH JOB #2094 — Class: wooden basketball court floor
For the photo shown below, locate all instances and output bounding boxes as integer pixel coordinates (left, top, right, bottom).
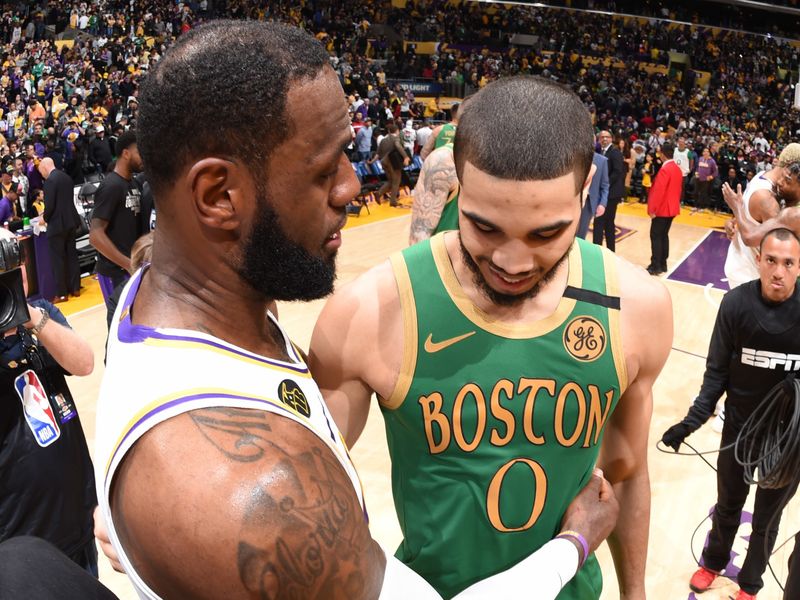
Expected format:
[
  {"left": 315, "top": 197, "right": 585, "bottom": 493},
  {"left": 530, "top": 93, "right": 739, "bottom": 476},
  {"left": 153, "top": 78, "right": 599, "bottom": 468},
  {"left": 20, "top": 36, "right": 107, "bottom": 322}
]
[{"left": 62, "top": 200, "right": 797, "bottom": 600}]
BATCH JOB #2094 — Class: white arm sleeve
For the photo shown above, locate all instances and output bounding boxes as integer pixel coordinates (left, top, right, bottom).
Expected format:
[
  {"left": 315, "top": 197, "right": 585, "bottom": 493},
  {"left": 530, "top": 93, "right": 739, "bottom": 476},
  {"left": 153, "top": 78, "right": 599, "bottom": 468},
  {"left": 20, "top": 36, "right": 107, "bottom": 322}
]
[
  {"left": 452, "top": 538, "right": 580, "bottom": 600},
  {"left": 378, "top": 548, "right": 443, "bottom": 600},
  {"left": 378, "top": 539, "right": 579, "bottom": 600}
]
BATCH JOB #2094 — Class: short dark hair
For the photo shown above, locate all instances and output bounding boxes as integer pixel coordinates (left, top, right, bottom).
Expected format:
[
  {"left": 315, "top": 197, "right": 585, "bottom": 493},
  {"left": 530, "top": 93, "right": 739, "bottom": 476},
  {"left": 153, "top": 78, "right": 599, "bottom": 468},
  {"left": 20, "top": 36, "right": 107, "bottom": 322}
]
[
  {"left": 661, "top": 142, "right": 674, "bottom": 158},
  {"left": 137, "top": 21, "right": 329, "bottom": 198},
  {"left": 450, "top": 102, "right": 460, "bottom": 120},
  {"left": 115, "top": 130, "right": 137, "bottom": 155},
  {"left": 760, "top": 227, "right": 800, "bottom": 252},
  {"left": 453, "top": 76, "right": 593, "bottom": 192}
]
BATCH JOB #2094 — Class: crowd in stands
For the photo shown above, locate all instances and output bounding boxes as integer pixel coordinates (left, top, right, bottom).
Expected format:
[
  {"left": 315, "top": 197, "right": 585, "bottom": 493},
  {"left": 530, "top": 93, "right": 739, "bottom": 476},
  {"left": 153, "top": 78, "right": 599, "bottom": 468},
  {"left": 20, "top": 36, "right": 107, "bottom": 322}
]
[{"left": 0, "top": 0, "right": 795, "bottom": 221}]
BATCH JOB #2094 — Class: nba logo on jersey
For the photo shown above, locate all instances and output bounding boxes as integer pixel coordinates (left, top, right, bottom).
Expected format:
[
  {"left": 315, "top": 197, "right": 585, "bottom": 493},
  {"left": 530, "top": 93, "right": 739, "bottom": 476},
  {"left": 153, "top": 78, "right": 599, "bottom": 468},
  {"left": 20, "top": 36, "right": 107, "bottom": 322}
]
[{"left": 14, "top": 369, "right": 61, "bottom": 447}]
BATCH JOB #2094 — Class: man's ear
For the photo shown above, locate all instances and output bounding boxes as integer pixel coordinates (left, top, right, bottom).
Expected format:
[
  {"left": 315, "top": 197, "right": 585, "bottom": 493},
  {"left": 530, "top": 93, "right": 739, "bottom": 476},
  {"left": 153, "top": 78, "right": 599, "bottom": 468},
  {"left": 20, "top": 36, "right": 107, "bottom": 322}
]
[
  {"left": 186, "top": 158, "right": 252, "bottom": 232},
  {"left": 582, "top": 163, "right": 597, "bottom": 204}
]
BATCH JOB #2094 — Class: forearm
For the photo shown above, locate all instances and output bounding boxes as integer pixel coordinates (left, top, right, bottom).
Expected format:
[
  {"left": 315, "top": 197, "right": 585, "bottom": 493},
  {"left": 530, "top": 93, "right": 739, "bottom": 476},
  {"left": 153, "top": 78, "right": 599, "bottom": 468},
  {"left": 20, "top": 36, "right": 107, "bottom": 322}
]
[
  {"left": 90, "top": 228, "right": 131, "bottom": 271},
  {"left": 28, "top": 308, "right": 94, "bottom": 375},
  {"left": 607, "top": 469, "right": 650, "bottom": 599},
  {"left": 452, "top": 538, "right": 579, "bottom": 600}
]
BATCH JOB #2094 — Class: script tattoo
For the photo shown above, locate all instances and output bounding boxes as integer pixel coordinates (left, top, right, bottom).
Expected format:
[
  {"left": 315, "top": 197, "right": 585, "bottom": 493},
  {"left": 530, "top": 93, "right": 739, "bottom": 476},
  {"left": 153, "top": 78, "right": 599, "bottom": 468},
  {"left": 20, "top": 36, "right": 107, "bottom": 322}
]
[
  {"left": 191, "top": 407, "right": 378, "bottom": 599},
  {"left": 190, "top": 407, "right": 273, "bottom": 462},
  {"left": 410, "top": 148, "right": 458, "bottom": 244}
]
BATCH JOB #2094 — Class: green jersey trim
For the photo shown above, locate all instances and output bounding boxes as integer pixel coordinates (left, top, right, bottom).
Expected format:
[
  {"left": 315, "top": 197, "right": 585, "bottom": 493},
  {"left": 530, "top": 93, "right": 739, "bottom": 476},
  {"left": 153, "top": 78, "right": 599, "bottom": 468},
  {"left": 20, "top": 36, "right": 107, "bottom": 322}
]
[
  {"left": 602, "top": 249, "right": 629, "bottom": 393},
  {"left": 384, "top": 252, "right": 419, "bottom": 410}
]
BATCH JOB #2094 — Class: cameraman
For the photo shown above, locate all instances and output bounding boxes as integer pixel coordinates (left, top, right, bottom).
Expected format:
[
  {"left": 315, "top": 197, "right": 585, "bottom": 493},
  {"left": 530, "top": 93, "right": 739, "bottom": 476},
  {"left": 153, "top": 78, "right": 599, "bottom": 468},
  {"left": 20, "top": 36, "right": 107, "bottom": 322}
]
[
  {"left": 0, "top": 229, "right": 96, "bottom": 573},
  {"left": 661, "top": 227, "right": 800, "bottom": 600}
]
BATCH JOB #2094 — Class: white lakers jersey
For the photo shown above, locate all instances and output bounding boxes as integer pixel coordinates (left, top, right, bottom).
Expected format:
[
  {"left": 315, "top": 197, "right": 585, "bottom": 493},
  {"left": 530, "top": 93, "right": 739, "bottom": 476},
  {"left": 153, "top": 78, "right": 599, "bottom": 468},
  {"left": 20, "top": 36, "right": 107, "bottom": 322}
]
[
  {"left": 94, "top": 268, "right": 365, "bottom": 600},
  {"left": 724, "top": 171, "right": 775, "bottom": 289}
]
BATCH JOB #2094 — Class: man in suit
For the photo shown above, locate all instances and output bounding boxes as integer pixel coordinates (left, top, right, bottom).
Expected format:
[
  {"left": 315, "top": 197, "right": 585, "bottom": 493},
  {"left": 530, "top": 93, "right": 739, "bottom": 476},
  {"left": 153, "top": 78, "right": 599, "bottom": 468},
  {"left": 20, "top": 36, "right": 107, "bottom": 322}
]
[
  {"left": 593, "top": 130, "right": 626, "bottom": 251},
  {"left": 577, "top": 152, "right": 609, "bottom": 239},
  {"left": 38, "top": 157, "right": 81, "bottom": 302}
]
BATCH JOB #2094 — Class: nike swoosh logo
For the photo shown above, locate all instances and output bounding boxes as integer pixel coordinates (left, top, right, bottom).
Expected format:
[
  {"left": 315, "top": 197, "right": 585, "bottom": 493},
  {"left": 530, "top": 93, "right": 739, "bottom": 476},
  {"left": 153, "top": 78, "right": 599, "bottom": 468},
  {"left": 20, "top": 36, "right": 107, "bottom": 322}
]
[{"left": 424, "top": 331, "right": 476, "bottom": 353}]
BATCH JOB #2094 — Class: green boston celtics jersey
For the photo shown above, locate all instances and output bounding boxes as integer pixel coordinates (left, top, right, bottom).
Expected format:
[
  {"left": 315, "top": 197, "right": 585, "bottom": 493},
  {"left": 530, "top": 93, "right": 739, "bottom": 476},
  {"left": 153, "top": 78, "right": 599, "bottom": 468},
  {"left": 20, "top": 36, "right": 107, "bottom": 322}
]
[
  {"left": 433, "top": 163, "right": 458, "bottom": 235},
  {"left": 382, "top": 232, "right": 627, "bottom": 599},
  {"left": 434, "top": 122, "right": 457, "bottom": 149}
]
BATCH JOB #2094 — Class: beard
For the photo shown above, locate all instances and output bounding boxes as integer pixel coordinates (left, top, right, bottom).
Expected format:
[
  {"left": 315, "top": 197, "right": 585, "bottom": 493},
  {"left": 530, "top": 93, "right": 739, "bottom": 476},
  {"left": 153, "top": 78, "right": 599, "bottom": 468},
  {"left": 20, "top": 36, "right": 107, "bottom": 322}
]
[
  {"left": 459, "top": 235, "right": 571, "bottom": 307},
  {"left": 238, "top": 188, "right": 342, "bottom": 302}
]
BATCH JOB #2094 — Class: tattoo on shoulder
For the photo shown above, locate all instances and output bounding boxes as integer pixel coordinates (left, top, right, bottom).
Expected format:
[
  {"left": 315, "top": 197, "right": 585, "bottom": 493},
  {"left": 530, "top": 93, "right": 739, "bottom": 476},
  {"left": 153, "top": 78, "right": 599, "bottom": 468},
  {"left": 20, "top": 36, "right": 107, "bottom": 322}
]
[
  {"left": 190, "top": 407, "right": 273, "bottom": 463},
  {"left": 191, "top": 407, "right": 380, "bottom": 597},
  {"left": 237, "top": 443, "right": 375, "bottom": 598}
]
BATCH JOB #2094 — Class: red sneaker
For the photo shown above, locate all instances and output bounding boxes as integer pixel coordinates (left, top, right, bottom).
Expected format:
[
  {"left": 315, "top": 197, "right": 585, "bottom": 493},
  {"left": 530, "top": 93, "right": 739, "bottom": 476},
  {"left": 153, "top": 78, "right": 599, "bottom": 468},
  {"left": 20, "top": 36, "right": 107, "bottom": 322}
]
[
  {"left": 734, "top": 591, "right": 757, "bottom": 600},
  {"left": 689, "top": 566, "right": 719, "bottom": 592}
]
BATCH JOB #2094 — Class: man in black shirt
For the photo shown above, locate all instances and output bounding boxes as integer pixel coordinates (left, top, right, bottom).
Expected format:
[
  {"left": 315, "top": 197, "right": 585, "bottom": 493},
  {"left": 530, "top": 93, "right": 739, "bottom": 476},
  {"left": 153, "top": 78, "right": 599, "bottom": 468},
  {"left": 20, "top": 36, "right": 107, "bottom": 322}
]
[
  {"left": 0, "top": 236, "right": 96, "bottom": 574},
  {"left": 662, "top": 228, "right": 800, "bottom": 600},
  {"left": 88, "top": 124, "right": 113, "bottom": 174},
  {"left": 89, "top": 130, "right": 146, "bottom": 308},
  {"left": 39, "top": 157, "right": 81, "bottom": 302}
]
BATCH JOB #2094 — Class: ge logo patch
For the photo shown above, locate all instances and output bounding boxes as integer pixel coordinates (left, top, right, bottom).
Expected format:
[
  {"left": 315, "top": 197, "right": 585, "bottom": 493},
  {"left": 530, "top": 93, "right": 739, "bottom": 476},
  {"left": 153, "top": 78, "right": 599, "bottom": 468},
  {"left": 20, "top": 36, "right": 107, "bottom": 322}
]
[
  {"left": 279, "top": 380, "right": 311, "bottom": 417},
  {"left": 563, "top": 316, "right": 606, "bottom": 362}
]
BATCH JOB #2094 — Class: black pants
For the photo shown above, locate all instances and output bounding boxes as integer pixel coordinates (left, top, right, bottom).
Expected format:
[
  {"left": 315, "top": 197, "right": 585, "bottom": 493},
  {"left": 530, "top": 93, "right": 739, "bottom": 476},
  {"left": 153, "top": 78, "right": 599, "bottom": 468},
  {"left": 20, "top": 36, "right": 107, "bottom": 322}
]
[
  {"left": 592, "top": 196, "right": 621, "bottom": 252},
  {"left": 703, "top": 417, "right": 799, "bottom": 595},
  {"left": 47, "top": 227, "right": 81, "bottom": 297},
  {"left": 786, "top": 534, "right": 800, "bottom": 599},
  {"left": 695, "top": 179, "right": 712, "bottom": 210},
  {"left": 648, "top": 216, "right": 674, "bottom": 272},
  {"left": 0, "top": 536, "right": 117, "bottom": 599}
]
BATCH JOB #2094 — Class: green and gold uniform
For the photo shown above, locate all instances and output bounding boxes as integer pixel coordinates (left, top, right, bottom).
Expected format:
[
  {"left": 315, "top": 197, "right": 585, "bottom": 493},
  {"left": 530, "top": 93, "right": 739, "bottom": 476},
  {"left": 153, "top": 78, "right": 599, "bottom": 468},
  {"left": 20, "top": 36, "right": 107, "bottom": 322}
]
[
  {"left": 383, "top": 233, "right": 627, "bottom": 599},
  {"left": 431, "top": 144, "right": 458, "bottom": 235},
  {"left": 434, "top": 122, "right": 457, "bottom": 149}
]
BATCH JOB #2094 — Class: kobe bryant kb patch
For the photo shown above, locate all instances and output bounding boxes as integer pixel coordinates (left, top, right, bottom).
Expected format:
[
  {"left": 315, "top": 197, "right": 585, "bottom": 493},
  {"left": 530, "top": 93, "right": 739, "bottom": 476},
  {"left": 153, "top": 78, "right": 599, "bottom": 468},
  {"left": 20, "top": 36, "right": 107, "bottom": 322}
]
[{"left": 278, "top": 379, "right": 311, "bottom": 418}]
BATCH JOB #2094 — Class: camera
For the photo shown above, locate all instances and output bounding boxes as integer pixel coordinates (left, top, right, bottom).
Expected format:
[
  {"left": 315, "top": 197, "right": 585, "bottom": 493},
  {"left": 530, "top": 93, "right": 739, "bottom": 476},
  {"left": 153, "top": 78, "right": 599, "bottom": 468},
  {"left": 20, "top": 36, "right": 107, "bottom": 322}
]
[{"left": 0, "top": 236, "right": 30, "bottom": 332}]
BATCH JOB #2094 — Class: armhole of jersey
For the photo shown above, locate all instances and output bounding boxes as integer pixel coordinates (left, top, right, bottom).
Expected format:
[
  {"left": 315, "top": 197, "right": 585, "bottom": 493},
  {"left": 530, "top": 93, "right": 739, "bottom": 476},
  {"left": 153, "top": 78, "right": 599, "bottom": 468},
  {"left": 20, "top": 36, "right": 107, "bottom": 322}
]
[
  {"left": 445, "top": 185, "right": 458, "bottom": 206},
  {"left": 601, "top": 250, "right": 629, "bottom": 394},
  {"left": 381, "top": 253, "right": 418, "bottom": 410}
]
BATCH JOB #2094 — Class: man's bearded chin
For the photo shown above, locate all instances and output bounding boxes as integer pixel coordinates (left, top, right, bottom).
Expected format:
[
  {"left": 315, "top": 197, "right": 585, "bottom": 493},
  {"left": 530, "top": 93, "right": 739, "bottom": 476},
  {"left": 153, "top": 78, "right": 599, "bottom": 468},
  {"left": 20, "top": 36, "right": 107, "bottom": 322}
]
[{"left": 459, "top": 236, "right": 571, "bottom": 307}]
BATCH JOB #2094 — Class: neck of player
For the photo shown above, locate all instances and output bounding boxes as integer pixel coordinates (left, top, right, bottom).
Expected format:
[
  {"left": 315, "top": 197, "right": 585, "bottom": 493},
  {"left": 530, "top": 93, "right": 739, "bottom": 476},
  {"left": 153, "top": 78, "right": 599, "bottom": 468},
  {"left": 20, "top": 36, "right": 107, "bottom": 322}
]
[{"left": 129, "top": 231, "right": 291, "bottom": 361}]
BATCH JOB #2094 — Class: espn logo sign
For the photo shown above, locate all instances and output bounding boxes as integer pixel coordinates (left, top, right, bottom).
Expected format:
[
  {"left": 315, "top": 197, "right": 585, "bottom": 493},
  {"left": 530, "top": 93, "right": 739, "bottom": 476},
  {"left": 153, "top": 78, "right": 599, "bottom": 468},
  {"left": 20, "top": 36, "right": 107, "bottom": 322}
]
[{"left": 741, "top": 348, "right": 800, "bottom": 371}]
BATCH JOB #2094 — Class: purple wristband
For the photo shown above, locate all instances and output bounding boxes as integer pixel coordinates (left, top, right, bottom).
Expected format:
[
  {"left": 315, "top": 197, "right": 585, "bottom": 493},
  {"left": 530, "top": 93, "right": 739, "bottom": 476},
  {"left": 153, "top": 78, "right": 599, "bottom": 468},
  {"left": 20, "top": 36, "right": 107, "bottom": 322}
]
[{"left": 557, "top": 530, "right": 589, "bottom": 567}]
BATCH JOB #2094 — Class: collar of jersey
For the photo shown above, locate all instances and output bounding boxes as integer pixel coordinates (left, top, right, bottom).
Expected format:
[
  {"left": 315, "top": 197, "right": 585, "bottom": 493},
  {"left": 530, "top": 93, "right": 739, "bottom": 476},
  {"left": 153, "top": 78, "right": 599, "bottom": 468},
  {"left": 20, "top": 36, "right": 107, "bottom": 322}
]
[{"left": 115, "top": 266, "right": 309, "bottom": 374}]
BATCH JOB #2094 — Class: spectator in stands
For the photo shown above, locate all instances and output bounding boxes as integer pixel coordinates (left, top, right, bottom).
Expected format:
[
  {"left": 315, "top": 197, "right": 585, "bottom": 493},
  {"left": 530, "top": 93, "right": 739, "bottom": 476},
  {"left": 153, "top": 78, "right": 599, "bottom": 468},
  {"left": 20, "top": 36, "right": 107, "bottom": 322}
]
[
  {"left": 90, "top": 131, "right": 146, "bottom": 310},
  {"left": 415, "top": 119, "right": 433, "bottom": 152},
  {"left": 694, "top": 148, "right": 720, "bottom": 212},
  {"left": 89, "top": 124, "right": 113, "bottom": 174},
  {"left": 354, "top": 118, "right": 373, "bottom": 163}
]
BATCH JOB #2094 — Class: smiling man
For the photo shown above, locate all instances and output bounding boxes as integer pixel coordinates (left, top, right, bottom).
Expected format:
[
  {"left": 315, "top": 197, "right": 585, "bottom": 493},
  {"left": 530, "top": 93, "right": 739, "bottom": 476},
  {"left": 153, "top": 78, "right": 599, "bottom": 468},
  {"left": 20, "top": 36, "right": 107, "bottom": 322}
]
[
  {"left": 93, "top": 25, "right": 618, "bottom": 600},
  {"left": 310, "top": 76, "right": 672, "bottom": 600},
  {"left": 662, "top": 228, "right": 800, "bottom": 600}
]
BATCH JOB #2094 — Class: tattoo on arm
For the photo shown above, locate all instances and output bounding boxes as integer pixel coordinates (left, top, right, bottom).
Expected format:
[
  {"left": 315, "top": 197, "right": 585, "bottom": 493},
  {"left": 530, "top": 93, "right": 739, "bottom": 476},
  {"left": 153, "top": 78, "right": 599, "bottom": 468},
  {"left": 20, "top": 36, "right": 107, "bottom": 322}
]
[
  {"left": 410, "top": 151, "right": 458, "bottom": 244},
  {"left": 190, "top": 407, "right": 273, "bottom": 462},
  {"left": 191, "top": 407, "right": 382, "bottom": 599}
]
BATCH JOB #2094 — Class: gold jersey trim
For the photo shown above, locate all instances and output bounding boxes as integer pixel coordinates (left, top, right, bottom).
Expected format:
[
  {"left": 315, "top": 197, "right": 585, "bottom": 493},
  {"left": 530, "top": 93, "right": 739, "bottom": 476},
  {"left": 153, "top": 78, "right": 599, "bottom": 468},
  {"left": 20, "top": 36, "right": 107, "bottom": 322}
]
[
  {"left": 430, "top": 232, "right": 583, "bottom": 339},
  {"left": 602, "top": 249, "right": 629, "bottom": 394},
  {"left": 382, "top": 252, "right": 419, "bottom": 410}
]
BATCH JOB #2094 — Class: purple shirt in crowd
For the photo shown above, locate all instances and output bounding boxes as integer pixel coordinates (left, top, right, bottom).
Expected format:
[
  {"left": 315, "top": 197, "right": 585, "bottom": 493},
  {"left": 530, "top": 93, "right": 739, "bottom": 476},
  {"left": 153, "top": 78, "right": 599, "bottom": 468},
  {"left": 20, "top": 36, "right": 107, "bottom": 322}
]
[
  {"left": 696, "top": 156, "right": 719, "bottom": 181},
  {"left": 0, "top": 196, "right": 13, "bottom": 224}
]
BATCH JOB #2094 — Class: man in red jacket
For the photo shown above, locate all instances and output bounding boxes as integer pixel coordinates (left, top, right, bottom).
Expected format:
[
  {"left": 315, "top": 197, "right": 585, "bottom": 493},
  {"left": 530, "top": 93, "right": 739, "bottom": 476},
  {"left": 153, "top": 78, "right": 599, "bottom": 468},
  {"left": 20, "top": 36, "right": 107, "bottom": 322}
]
[{"left": 647, "top": 141, "right": 682, "bottom": 275}]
